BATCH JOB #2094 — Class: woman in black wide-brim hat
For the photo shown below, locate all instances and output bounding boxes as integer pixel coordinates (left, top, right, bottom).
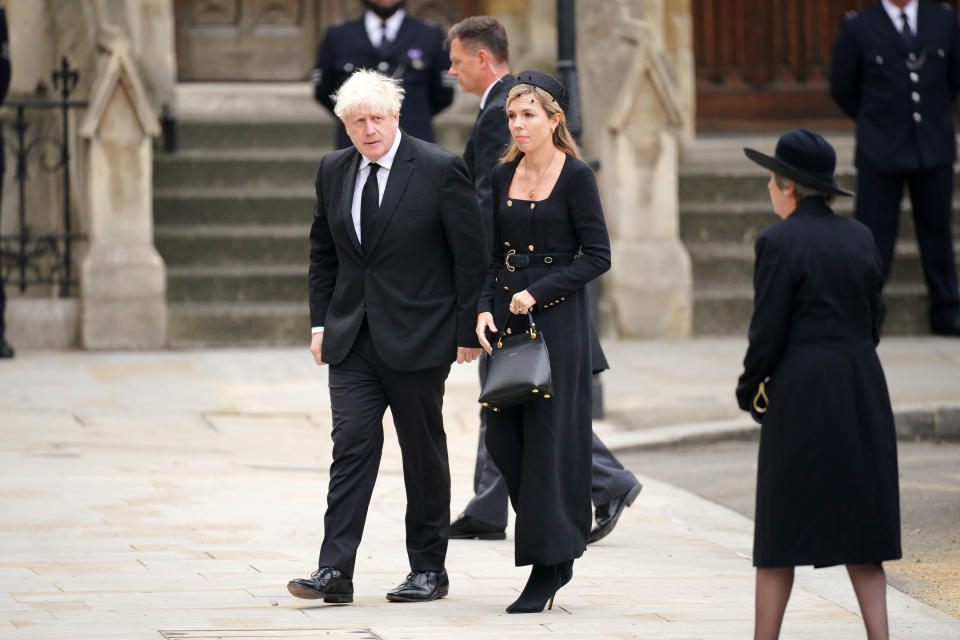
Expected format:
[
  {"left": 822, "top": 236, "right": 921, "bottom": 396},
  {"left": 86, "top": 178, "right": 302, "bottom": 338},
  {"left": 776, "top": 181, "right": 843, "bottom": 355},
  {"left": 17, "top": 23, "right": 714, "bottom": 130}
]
[{"left": 736, "top": 129, "right": 901, "bottom": 639}]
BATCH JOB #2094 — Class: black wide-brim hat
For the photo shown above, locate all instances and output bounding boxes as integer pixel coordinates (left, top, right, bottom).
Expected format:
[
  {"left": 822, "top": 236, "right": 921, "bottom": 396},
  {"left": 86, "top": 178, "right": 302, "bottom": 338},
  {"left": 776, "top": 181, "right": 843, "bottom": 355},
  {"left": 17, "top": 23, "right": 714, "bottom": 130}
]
[{"left": 744, "top": 129, "right": 854, "bottom": 197}]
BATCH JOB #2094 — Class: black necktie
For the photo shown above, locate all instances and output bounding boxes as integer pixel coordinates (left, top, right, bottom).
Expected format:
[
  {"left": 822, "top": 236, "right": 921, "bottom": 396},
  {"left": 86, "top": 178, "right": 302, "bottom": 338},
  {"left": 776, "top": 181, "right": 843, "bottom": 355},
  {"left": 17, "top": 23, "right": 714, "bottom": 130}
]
[
  {"left": 361, "top": 162, "right": 380, "bottom": 251},
  {"left": 900, "top": 11, "right": 916, "bottom": 50}
]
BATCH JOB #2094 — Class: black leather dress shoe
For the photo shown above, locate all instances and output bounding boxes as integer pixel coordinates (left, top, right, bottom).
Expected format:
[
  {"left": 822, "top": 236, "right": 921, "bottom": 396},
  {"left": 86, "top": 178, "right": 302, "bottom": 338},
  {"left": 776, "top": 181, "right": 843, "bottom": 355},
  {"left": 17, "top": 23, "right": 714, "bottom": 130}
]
[
  {"left": 0, "top": 338, "right": 13, "bottom": 359},
  {"left": 386, "top": 569, "right": 449, "bottom": 602},
  {"left": 287, "top": 566, "right": 353, "bottom": 603},
  {"left": 931, "top": 315, "right": 960, "bottom": 337},
  {"left": 449, "top": 513, "right": 506, "bottom": 540},
  {"left": 587, "top": 483, "right": 643, "bottom": 544}
]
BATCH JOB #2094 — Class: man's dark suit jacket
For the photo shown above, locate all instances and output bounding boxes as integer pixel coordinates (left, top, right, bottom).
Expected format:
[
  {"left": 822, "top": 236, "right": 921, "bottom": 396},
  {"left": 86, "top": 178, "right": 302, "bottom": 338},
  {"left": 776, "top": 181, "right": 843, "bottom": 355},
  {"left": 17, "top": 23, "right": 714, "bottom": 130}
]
[
  {"left": 314, "top": 16, "right": 454, "bottom": 149},
  {"left": 463, "top": 74, "right": 514, "bottom": 249},
  {"left": 830, "top": 1, "right": 960, "bottom": 171},
  {"left": 309, "top": 132, "right": 486, "bottom": 371}
]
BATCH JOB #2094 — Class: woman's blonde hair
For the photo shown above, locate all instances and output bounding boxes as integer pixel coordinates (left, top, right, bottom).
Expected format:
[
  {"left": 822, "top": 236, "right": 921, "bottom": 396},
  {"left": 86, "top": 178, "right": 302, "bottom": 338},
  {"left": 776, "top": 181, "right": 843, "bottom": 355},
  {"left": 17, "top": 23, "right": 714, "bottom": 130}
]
[
  {"left": 332, "top": 69, "right": 405, "bottom": 122},
  {"left": 500, "top": 84, "right": 583, "bottom": 163}
]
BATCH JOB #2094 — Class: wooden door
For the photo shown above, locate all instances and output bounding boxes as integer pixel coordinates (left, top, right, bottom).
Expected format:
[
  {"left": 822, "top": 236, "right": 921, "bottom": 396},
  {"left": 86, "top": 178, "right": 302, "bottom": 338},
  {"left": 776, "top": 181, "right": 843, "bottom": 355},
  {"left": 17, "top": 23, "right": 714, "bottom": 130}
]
[
  {"left": 694, "top": 0, "right": 960, "bottom": 130},
  {"left": 175, "top": 0, "right": 480, "bottom": 81}
]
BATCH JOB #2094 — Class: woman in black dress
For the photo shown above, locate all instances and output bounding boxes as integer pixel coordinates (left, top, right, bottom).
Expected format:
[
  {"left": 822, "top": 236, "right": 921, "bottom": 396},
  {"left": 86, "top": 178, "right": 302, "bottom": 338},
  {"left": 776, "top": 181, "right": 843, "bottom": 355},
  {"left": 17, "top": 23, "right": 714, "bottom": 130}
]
[
  {"left": 737, "top": 129, "right": 901, "bottom": 640},
  {"left": 475, "top": 70, "right": 610, "bottom": 614}
]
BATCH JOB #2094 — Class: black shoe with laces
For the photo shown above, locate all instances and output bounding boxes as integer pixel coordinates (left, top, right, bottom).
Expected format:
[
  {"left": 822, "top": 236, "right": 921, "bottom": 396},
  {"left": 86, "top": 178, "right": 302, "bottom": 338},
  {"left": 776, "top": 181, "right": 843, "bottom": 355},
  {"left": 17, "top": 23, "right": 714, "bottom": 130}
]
[
  {"left": 449, "top": 513, "right": 506, "bottom": 540},
  {"left": 287, "top": 566, "right": 353, "bottom": 603},
  {"left": 385, "top": 569, "right": 449, "bottom": 602}
]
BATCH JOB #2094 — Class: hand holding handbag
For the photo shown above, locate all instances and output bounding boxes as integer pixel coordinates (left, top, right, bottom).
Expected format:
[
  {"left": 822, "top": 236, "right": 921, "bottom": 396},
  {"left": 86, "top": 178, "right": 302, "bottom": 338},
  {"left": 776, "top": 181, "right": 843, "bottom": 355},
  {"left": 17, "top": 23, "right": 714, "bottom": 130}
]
[{"left": 478, "top": 311, "right": 553, "bottom": 411}]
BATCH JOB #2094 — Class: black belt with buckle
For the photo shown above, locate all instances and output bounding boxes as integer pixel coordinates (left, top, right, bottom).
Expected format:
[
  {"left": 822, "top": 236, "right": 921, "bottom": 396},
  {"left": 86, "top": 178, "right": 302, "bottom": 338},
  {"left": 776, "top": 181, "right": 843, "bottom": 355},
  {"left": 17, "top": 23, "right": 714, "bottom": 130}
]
[{"left": 505, "top": 249, "right": 577, "bottom": 272}]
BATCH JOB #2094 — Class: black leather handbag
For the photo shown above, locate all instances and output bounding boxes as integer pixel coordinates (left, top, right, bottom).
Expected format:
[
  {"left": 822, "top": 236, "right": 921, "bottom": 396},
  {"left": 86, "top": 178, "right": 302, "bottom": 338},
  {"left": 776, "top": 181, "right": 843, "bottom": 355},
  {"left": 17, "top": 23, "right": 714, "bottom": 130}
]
[{"left": 479, "top": 311, "right": 553, "bottom": 410}]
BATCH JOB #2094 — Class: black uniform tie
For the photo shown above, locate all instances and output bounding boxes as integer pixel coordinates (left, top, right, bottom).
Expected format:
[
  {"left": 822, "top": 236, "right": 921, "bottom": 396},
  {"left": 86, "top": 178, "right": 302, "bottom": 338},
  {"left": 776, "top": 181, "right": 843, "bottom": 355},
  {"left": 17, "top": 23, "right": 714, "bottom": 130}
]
[
  {"left": 900, "top": 11, "right": 916, "bottom": 50},
  {"left": 361, "top": 162, "right": 380, "bottom": 251}
]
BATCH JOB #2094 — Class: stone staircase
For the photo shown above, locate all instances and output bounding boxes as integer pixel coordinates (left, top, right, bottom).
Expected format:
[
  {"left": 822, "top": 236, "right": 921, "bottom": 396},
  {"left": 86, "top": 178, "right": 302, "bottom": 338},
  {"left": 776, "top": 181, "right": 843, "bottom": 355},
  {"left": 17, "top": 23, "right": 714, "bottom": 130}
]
[
  {"left": 680, "top": 134, "right": 960, "bottom": 335},
  {"left": 153, "top": 84, "right": 475, "bottom": 347}
]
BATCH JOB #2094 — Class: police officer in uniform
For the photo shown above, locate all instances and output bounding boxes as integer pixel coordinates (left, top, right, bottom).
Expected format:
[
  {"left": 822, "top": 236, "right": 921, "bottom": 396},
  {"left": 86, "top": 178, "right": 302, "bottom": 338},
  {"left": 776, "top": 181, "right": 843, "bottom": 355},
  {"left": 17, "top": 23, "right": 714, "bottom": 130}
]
[
  {"left": 830, "top": 0, "right": 960, "bottom": 336},
  {"left": 312, "top": 0, "right": 455, "bottom": 150}
]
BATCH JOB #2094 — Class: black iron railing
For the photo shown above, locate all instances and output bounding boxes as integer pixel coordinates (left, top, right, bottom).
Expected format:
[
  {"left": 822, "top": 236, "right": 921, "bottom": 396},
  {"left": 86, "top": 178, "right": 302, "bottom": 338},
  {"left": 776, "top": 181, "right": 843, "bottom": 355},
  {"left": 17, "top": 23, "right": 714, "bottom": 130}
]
[{"left": 0, "top": 57, "right": 88, "bottom": 297}]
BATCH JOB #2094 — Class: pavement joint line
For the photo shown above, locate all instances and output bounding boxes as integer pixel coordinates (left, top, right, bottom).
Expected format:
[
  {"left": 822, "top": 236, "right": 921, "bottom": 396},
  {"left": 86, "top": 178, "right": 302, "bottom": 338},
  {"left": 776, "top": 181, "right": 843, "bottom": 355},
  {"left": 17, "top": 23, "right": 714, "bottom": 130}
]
[{"left": 605, "top": 401, "right": 960, "bottom": 453}]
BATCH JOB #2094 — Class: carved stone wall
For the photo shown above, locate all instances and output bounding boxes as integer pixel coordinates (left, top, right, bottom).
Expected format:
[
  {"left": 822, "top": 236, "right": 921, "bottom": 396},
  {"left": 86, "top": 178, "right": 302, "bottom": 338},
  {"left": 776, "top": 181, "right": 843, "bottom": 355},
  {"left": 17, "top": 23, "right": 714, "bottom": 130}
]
[{"left": 578, "top": 0, "right": 693, "bottom": 338}]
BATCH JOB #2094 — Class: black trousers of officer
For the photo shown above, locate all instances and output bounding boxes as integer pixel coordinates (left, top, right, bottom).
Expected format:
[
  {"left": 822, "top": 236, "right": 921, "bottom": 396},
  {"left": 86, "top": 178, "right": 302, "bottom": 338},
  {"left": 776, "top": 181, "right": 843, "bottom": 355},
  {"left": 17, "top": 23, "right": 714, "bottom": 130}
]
[
  {"left": 318, "top": 321, "right": 451, "bottom": 577},
  {"left": 856, "top": 165, "right": 960, "bottom": 326}
]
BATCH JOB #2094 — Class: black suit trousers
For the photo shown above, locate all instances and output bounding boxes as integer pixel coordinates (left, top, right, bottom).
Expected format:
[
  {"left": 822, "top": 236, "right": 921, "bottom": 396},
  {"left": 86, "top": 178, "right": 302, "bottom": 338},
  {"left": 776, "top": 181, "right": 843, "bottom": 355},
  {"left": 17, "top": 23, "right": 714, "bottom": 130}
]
[
  {"left": 856, "top": 165, "right": 960, "bottom": 325},
  {"left": 318, "top": 321, "right": 451, "bottom": 576}
]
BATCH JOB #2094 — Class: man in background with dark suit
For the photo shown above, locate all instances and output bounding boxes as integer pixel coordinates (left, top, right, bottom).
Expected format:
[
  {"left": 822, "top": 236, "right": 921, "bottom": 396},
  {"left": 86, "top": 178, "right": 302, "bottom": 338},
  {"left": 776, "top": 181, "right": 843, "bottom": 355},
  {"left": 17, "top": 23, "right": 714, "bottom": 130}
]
[
  {"left": 287, "top": 69, "right": 486, "bottom": 604},
  {"left": 830, "top": 0, "right": 960, "bottom": 336},
  {"left": 0, "top": 5, "right": 12, "bottom": 359},
  {"left": 312, "top": 0, "right": 455, "bottom": 149},
  {"left": 444, "top": 15, "right": 642, "bottom": 545}
]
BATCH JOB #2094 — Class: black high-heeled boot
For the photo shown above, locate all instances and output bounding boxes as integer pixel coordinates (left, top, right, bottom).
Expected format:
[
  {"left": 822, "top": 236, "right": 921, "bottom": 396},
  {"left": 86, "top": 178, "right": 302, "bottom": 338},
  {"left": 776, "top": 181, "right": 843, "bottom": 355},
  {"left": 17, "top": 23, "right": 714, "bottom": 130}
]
[
  {"left": 557, "top": 560, "right": 573, "bottom": 589},
  {"left": 506, "top": 564, "right": 561, "bottom": 613}
]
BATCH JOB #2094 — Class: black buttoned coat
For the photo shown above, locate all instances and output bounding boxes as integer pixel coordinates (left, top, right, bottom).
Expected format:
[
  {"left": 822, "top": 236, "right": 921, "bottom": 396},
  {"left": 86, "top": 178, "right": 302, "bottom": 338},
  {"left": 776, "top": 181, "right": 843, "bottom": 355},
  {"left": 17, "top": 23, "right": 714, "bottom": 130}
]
[
  {"left": 736, "top": 197, "right": 901, "bottom": 568},
  {"left": 830, "top": 1, "right": 960, "bottom": 171},
  {"left": 313, "top": 16, "right": 454, "bottom": 149}
]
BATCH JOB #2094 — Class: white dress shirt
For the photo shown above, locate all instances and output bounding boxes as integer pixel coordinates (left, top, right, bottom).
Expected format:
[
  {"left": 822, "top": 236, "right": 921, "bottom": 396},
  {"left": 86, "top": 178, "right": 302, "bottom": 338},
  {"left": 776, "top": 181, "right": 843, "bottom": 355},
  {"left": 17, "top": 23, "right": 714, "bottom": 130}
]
[
  {"left": 312, "top": 131, "right": 403, "bottom": 335},
  {"left": 881, "top": 0, "right": 918, "bottom": 36},
  {"left": 364, "top": 9, "right": 405, "bottom": 48},
  {"left": 479, "top": 75, "right": 507, "bottom": 109}
]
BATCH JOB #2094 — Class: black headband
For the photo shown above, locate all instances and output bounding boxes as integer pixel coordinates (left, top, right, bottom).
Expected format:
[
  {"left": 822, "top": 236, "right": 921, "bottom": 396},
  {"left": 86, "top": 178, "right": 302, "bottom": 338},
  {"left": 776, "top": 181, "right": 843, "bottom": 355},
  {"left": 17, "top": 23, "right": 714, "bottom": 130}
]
[{"left": 514, "top": 70, "right": 569, "bottom": 113}]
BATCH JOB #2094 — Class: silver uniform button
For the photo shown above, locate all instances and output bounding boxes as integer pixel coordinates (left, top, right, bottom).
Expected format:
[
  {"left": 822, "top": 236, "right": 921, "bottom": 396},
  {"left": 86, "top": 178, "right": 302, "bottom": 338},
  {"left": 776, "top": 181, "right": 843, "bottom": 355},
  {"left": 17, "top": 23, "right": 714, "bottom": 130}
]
[
  {"left": 938, "top": 48, "right": 946, "bottom": 57},
  {"left": 343, "top": 62, "right": 355, "bottom": 72},
  {"left": 876, "top": 55, "right": 884, "bottom": 64},
  {"left": 378, "top": 61, "right": 389, "bottom": 72},
  {"left": 909, "top": 52, "right": 917, "bottom": 61},
  {"left": 910, "top": 72, "right": 919, "bottom": 83},
  {"left": 913, "top": 112, "right": 923, "bottom": 123},
  {"left": 912, "top": 91, "right": 921, "bottom": 103}
]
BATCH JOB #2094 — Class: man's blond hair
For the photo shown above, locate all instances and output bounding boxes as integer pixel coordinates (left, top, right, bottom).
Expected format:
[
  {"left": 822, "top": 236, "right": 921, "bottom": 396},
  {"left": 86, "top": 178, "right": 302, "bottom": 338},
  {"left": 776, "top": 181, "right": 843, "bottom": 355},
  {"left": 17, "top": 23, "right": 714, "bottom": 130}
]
[{"left": 332, "top": 69, "right": 405, "bottom": 122}]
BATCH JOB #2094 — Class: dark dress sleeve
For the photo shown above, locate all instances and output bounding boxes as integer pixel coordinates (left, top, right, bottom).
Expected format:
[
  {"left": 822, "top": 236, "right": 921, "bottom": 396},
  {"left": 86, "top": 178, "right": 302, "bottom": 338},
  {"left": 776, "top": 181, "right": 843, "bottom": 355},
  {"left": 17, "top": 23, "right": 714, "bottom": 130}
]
[
  {"left": 525, "top": 161, "right": 611, "bottom": 308},
  {"left": 829, "top": 14, "right": 861, "bottom": 119},
  {"left": 735, "top": 232, "right": 794, "bottom": 414}
]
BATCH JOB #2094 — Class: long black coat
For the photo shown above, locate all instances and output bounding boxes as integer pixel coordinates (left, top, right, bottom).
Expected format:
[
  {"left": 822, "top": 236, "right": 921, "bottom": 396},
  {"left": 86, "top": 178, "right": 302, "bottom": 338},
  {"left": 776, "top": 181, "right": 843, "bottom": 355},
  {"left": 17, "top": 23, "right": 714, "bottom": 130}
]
[
  {"left": 830, "top": 1, "right": 960, "bottom": 171},
  {"left": 313, "top": 15, "right": 454, "bottom": 149},
  {"left": 479, "top": 155, "right": 611, "bottom": 566},
  {"left": 308, "top": 132, "right": 486, "bottom": 371},
  {"left": 736, "top": 197, "right": 901, "bottom": 568}
]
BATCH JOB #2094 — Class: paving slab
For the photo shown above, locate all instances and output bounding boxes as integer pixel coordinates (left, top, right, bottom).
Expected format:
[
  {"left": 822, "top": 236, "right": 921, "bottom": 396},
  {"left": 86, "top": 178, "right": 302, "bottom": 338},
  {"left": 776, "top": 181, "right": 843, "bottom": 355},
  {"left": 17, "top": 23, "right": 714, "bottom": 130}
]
[{"left": 1, "top": 340, "right": 959, "bottom": 638}]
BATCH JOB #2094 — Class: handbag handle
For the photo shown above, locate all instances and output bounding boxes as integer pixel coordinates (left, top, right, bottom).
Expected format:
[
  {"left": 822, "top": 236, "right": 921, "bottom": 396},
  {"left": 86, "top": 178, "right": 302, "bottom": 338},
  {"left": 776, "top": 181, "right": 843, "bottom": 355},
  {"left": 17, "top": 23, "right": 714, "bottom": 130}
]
[
  {"left": 495, "top": 310, "right": 538, "bottom": 349},
  {"left": 752, "top": 380, "right": 768, "bottom": 414}
]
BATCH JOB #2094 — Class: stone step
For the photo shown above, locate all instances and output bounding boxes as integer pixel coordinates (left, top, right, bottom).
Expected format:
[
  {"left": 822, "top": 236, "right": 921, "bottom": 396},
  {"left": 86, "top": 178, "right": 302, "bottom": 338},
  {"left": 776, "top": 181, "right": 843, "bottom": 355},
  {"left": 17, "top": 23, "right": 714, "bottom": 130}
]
[
  {"left": 167, "top": 302, "right": 307, "bottom": 348},
  {"left": 154, "top": 149, "right": 322, "bottom": 190},
  {"left": 166, "top": 265, "right": 307, "bottom": 303},
  {"left": 678, "top": 168, "right": 859, "bottom": 205},
  {"left": 155, "top": 224, "right": 309, "bottom": 267},
  {"left": 169, "top": 119, "right": 475, "bottom": 153},
  {"left": 688, "top": 241, "right": 960, "bottom": 287},
  {"left": 679, "top": 200, "right": 960, "bottom": 244},
  {"left": 173, "top": 120, "right": 336, "bottom": 151},
  {"left": 154, "top": 188, "right": 315, "bottom": 226},
  {"left": 694, "top": 284, "right": 932, "bottom": 336}
]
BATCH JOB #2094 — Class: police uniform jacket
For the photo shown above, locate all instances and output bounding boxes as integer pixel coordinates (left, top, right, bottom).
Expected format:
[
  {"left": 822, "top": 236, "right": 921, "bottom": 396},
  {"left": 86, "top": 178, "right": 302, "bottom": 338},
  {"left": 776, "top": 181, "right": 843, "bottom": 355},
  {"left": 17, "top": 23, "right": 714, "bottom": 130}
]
[
  {"left": 830, "top": 1, "right": 960, "bottom": 172},
  {"left": 314, "top": 15, "right": 455, "bottom": 149},
  {"left": 736, "top": 197, "right": 901, "bottom": 568}
]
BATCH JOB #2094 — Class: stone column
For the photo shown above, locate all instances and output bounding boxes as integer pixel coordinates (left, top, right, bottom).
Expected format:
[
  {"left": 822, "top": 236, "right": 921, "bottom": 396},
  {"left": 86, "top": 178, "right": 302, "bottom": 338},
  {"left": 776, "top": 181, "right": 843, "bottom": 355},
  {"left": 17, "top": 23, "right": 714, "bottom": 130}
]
[
  {"left": 79, "top": 31, "right": 165, "bottom": 349},
  {"left": 578, "top": 0, "right": 692, "bottom": 338}
]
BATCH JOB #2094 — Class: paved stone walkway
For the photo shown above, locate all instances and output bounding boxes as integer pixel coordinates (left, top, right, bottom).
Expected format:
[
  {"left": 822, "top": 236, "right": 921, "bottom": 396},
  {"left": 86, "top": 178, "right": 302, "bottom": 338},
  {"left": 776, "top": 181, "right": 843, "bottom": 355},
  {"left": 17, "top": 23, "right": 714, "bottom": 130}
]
[{"left": 1, "top": 339, "right": 959, "bottom": 639}]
